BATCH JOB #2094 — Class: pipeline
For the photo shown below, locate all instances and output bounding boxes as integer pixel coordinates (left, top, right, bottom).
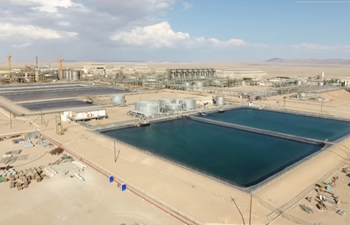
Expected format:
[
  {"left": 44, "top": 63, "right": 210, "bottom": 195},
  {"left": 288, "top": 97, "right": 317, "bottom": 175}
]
[{"left": 189, "top": 116, "right": 324, "bottom": 145}]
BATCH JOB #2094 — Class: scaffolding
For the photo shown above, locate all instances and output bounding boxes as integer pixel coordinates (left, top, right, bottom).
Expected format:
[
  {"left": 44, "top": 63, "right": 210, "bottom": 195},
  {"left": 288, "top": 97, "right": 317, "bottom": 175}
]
[{"left": 166, "top": 68, "right": 216, "bottom": 80}]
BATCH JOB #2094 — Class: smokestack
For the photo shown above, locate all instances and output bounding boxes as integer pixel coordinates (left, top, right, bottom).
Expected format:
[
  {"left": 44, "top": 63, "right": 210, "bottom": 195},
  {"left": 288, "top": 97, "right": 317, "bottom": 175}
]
[{"left": 36, "top": 56, "right": 38, "bottom": 68}]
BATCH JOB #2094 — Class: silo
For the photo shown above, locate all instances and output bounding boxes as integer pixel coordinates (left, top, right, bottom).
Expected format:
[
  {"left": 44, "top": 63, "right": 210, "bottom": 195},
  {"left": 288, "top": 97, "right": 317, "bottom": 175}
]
[
  {"left": 67, "top": 70, "right": 72, "bottom": 80},
  {"left": 159, "top": 98, "right": 175, "bottom": 111},
  {"left": 72, "top": 71, "right": 79, "bottom": 80},
  {"left": 165, "top": 103, "right": 182, "bottom": 113},
  {"left": 110, "top": 94, "right": 126, "bottom": 105},
  {"left": 216, "top": 96, "right": 224, "bottom": 106},
  {"left": 63, "top": 70, "right": 67, "bottom": 79},
  {"left": 182, "top": 99, "right": 196, "bottom": 110}
]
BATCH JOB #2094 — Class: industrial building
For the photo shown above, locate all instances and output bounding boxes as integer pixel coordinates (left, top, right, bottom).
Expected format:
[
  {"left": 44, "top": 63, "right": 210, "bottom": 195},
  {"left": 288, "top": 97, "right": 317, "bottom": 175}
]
[{"left": 216, "top": 69, "right": 267, "bottom": 79}]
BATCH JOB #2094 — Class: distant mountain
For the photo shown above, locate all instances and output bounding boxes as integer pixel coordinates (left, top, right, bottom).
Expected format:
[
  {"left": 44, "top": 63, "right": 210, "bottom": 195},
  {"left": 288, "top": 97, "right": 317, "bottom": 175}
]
[
  {"left": 266, "top": 58, "right": 284, "bottom": 63},
  {"left": 265, "top": 58, "right": 350, "bottom": 65}
]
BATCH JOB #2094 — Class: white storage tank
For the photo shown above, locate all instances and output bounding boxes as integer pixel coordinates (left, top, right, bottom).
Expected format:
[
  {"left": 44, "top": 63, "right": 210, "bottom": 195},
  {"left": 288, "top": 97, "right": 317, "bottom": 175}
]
[
  {"left": 159, "top": 98, "right": 175, "bottom": 110},
  {"left": 194, "top": 81, "right": 204, "bottom": 88},
  {"left": 182, "top": 99, "right": 196, "bottom": 110},
  {"left": 135, "top": 100, "right": 160, "bottom": 117},
  {"left": 72, "top": 71, "right": 79, "bottom": 80},
  {"left": 68, "top": 70, "right": 72, "bottom": 80},
  {"left": 295, "top": 80, "right": 302, "bottom": 86},
  {"left": 216, "top": 96, "right": 224, "bottom": 106},
  {"left": 165, "top": 103, "right": 182, "bottom": 113},
  {"left": 110, "top": 94, "right": 126, "bottom": 105}
]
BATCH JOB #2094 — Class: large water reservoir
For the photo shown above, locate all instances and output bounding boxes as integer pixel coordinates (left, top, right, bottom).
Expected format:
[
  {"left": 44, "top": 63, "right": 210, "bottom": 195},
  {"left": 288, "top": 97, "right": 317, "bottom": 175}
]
[
  {"left": 102, "top": 118, "right": 323, "bottom": 187},
  {"left": 205, "top": 108, "right": 350, "bottom": 141}
]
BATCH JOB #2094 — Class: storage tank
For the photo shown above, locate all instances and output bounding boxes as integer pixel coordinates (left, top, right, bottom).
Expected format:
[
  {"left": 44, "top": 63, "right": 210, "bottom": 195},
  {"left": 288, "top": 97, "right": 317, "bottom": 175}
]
[
  {"left": 68, "top": 70, "right": 72, "bottom": 80},
  {"left": 194, "top": 81, "right": 204, "bottom": 88},
  {"left": 216, "top": 96, "right": 224, "bottom": 106},
  {"left": 159, "top": 98, "right": 175, "bottom": 110},
  {"left": 63, "top": 70, "right": 68, "bottom": 79},
  {"left": 165, "top": 103, "right": 182, "bottom": 113},
  {"left": 295, "top": 80, "right": 302, "bottom": 86},
  {"left": 182, "top": 99, "right": 196, "bottom": 110},
  {"left": 299, "top": 93, "right": 306, "bottom": 98},
  {"left": 135, "top": 100, "right": 160, "bottom": 117},
  {"left": 72, "top": 71, "right": 79, "bottom": 80},
  {"left": 213, "top": 80, "right": 222, "bottom": 86},
  {"left": 80, "top": 73, "right": 87, "bottom": 79},
  {"left": 110, "top": 94, "right": 125, "bottom": 105},
  {"left": 318, "top": 81, "right": 324, "bottom": 86}
]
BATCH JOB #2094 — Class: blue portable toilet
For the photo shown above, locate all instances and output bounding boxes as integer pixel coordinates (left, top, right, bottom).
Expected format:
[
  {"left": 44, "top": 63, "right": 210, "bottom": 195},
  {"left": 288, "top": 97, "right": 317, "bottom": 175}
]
[
  {"left": 120, "top": 183, "right": 126, "bottom": 191},
  {"left": 108, "top": 176, "right": 114, "bottom": 183}
]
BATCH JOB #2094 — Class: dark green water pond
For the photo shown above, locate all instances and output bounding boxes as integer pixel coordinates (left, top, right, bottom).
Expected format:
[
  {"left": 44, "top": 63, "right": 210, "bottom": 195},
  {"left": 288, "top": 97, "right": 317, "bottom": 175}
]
[
  {"left": 205, "top": 108, "right": 350, "bottom": 141},
  {"left": 102, "top": 118, "right": 322, "bottom": 187}
]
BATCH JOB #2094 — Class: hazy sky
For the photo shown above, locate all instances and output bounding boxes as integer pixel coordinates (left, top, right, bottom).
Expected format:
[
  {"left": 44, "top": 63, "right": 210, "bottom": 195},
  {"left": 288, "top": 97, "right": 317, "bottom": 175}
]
[{"left": 0, "top": 0, "right": 349, "bottom": 62}]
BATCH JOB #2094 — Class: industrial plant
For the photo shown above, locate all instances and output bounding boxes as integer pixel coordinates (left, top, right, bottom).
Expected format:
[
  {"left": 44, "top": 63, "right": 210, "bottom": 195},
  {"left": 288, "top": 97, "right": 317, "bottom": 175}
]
[{"left": 1, "top": 54, "right": 350, "bottom": 225}]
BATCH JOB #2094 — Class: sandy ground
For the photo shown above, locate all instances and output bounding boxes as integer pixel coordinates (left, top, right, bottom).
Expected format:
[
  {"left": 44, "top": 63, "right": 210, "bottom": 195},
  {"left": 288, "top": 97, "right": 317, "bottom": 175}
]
[{"left": 0, "top": 122, "right": 184, "bottom": 225}]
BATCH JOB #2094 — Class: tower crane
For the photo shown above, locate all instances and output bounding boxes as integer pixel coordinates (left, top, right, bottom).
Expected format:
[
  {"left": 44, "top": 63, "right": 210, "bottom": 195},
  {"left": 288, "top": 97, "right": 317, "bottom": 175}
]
[
  {"left": 5, "top": 54, "right": 12, "bottom": 71},
  {"left": 58, "top": 56, "right": 64, "bottom": 80},
  {"left": 52, "top": 56, "right": 64, "bottom": 80}
]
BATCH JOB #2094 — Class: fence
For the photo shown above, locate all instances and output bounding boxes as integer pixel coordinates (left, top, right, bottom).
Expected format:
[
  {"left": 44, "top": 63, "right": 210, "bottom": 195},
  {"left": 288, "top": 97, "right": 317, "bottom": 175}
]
[
  {"left": 253, "top": 153, "right": 350, "bottom": 225},
  {"left": 39, "top": 132, "right": 203, "bottom": 225}
]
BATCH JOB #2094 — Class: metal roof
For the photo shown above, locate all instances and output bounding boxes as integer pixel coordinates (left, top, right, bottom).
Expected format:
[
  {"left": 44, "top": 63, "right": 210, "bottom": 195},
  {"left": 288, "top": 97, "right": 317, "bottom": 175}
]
[{"left": 70, "top": 107, "right": 106, "bottom": 113}]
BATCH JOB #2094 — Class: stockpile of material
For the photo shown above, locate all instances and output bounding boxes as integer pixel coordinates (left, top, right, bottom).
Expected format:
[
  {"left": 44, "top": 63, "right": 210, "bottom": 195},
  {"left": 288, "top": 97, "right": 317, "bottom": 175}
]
[
  {"left": 25, "top": 132, "right": 41, "bottom": 139},
  {"left": 44, "top": 158, "right": 87, "bottom": 181},
  {"left": 0, "top": 167, "right": 45, "bottom": 190},
  {"left": 36, "top": 139, "right": 54, "bottom": 149},
  {"left": 313, "top": 177, "right": 346, "bottom": 216}
]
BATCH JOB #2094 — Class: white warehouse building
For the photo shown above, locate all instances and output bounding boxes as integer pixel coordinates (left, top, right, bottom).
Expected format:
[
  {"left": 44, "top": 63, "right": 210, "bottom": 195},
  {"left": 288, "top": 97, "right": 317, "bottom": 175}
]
[{"left": 216, "top": 69, "right": 267, "bottom": 79}]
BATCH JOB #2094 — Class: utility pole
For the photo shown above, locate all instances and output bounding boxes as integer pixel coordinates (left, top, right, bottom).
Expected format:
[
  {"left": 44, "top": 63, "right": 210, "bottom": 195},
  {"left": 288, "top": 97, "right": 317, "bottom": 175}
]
[
  {"left": 283, "top": 96, "right": 286, "bottom": 109},
  {"left": 114, "top": 140, "right": 116, "bottom": 162},
  {"left": 9, "top": 111, "right": 12, "bottom": 129}
]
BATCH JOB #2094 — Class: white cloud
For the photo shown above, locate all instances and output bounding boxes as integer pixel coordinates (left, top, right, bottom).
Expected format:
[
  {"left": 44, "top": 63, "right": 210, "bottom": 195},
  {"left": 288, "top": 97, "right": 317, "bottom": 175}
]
[
  {"left": 182, "top": 2, "right": 192, "bottom": 10},
  {"left": 0, "top": 23, "right": 77, "bottom": 40},
  {"left": 10, "top": 0, "right": 77, "bottom": 13},
  {"left": 293, "top": 43, "right": 350, "bottom": 52},
  {"left": 111, "top": 22, "right": 250, "bottom": 49},
  {"left": 208, "top": 38, "right": 246, "bottom": 47},
  {"left": 12, "top": 43, "right": 32, "bottom": 48},
  {"left": 57, "top": 21, "right": 70, "bottom": 27},
  {"left": 111, "top": 21, "right": 190, "bottom": 47}
]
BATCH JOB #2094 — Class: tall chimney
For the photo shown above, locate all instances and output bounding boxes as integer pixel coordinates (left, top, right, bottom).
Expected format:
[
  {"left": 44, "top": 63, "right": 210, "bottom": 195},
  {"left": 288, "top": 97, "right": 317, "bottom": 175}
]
[{"left": 36, "top": 56, "right": 38, "bottom": 68}]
